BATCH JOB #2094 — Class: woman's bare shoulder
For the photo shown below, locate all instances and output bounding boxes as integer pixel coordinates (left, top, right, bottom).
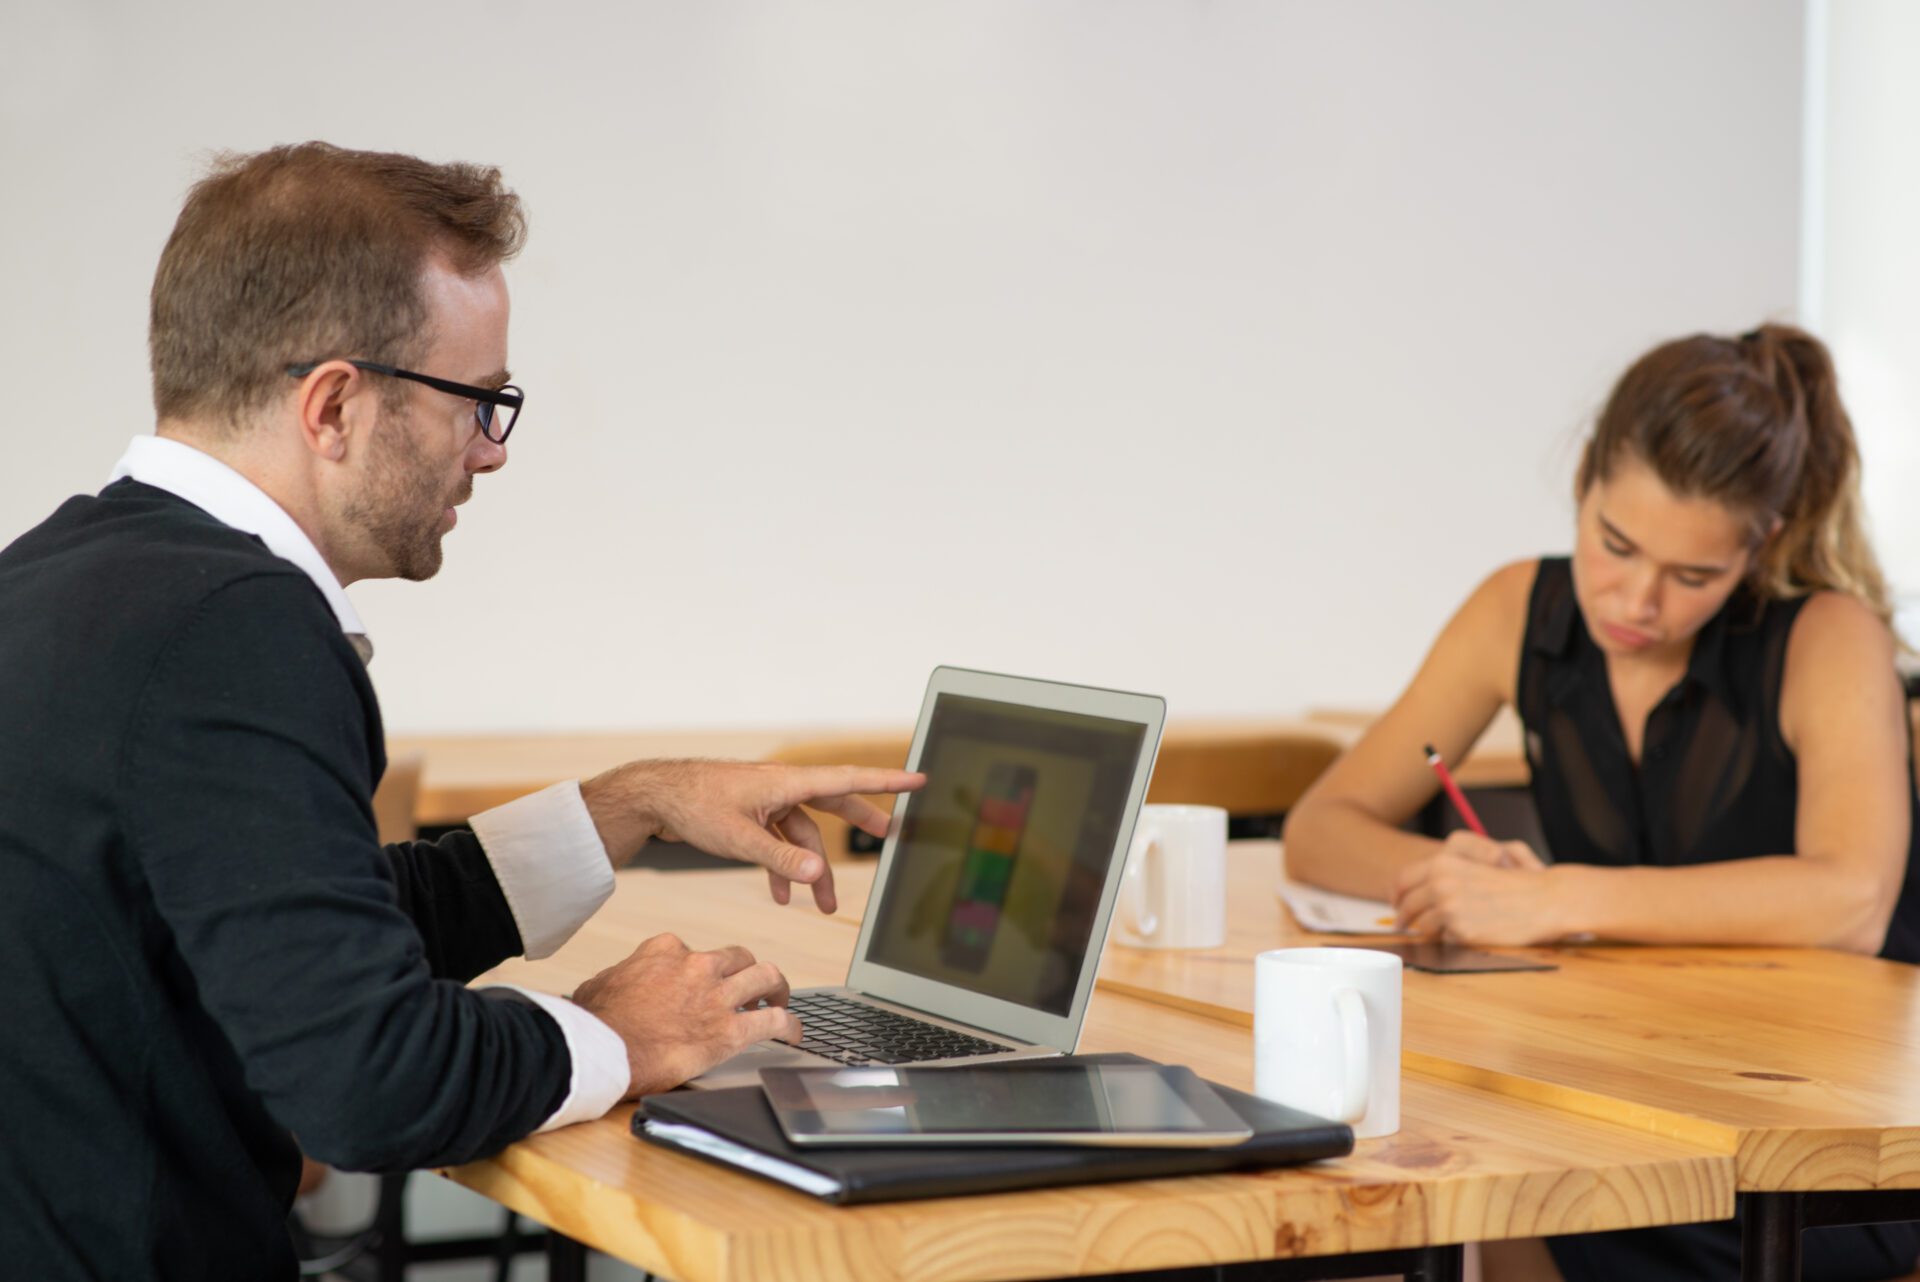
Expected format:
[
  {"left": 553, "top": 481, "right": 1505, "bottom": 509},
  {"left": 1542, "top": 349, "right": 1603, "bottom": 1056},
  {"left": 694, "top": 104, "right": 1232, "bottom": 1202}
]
[
  {"left": 1454, "top": 558, "right": 1541, "bottom": 638},
  {"left": 1790, "top": 590, "right": 1896, "bottom": 660},
  {"left": 1420, "top": 559, "right": 1541, "bottom": 708},
  {"left": 1780, "top": 590, "right": 1903, "bottom": 748}
]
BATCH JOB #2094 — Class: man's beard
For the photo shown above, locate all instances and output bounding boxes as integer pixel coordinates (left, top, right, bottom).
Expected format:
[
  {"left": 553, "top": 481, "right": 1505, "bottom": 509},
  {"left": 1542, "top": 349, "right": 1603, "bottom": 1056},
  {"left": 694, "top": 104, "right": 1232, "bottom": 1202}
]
[{"left": 346, "top": 406, "right": 465, "bottom": 582}]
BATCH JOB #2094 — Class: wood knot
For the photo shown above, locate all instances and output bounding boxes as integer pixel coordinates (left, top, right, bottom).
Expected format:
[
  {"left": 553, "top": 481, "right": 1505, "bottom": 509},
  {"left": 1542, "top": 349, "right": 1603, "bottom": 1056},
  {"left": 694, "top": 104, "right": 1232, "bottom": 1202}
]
[
  {"left": 1273, "top": 1222, "right": 1319, "bottom": 1254},
  {"left": 1736, "top": 1072, "right": 1810, "bottom": 1082},
  {"left": 1371, "top": 1141, "right": 1451, "bottom": 1169}
]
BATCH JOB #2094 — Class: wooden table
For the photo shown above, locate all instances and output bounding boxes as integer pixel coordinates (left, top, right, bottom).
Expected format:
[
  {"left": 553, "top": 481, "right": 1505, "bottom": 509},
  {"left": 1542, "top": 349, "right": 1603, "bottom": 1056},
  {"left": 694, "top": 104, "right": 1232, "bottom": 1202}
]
[
  {"left": 1092, "top": 842, "right": 1920, "bottom": 1280},
  {"left": 445, "top": 867, "right": 1731, "bottom": 1282},
  {"left": 663, "top": 842, "right": 1920, "bottom": 1279},
  {"left": 629, "top": 854, "right": 1920, "bottom": 1198},
  {"left": 389, "top": 710, "right": 1532, "bottom": 829}
]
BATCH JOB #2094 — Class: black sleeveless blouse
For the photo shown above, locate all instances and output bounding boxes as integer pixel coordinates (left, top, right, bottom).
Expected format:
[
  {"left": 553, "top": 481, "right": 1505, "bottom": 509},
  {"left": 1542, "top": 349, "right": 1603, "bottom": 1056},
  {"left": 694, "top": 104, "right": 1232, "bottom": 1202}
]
[{"left": 1516, "top": 557, "right": 1920, "bottom": 964}]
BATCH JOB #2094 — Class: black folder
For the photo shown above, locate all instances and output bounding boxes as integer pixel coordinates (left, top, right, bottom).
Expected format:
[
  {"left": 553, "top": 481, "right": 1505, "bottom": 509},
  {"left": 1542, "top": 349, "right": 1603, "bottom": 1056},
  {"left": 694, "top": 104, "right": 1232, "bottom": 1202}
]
[{"left": 633, "top": 1053, "right": 1353, "bottom": 1205}]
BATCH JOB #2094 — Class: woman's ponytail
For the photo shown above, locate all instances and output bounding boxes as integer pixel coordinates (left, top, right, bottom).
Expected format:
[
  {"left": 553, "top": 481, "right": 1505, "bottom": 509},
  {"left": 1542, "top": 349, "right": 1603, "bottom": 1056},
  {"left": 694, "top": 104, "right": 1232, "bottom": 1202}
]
[
  {"left": 1580, "top": 322, "right": 1893, "bottom": 629},
  {"left": 1743, "top": 325, "right": 1892, "bottom": 627}
]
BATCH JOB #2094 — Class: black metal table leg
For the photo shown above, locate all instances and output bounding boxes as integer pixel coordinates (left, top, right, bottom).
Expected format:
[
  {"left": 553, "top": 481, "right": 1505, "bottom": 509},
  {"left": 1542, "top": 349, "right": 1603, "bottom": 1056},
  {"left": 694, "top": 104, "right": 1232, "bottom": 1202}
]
[
  {"left": 1740, "top": 1192, "right": 1804, "bottom": 1282},
  {"left": 371, "top": 1171, "right": 408, "bottom": 1282},
  {"left": 546, "top": 1229, "right": 589, "bottom": 1282},
  {"left": 1405, "top": 1243, "right": 1465, "bottom": 1282}
]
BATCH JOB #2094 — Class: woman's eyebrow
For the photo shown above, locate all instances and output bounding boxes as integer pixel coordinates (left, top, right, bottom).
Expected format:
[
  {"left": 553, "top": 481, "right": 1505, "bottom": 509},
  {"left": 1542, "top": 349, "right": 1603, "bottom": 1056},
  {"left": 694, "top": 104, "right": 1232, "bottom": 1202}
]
[{"left": 1599, "top": 513, "right": 1731, "bottom": 576}]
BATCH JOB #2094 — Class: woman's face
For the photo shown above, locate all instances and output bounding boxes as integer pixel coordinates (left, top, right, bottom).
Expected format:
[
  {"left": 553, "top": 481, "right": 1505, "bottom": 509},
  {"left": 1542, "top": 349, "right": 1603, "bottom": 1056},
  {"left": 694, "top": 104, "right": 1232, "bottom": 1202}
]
[{"left": 1572, "top": 453, "right": 1758, "bottom": 664}]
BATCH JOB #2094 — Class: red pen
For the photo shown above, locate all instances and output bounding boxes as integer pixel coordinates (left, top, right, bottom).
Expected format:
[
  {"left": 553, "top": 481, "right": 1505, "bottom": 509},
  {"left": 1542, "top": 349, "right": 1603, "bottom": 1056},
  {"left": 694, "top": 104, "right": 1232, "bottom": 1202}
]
[{"left": 1423, "top": 744, "right": 1489, "bottom": 838}]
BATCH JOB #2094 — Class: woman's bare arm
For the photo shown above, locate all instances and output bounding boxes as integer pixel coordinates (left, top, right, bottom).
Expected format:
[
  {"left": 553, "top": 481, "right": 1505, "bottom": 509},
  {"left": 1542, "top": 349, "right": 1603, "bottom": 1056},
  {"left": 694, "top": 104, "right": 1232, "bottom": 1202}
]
[{"left": 1282, "top": 560, "right": 1533, "bottom": 900}]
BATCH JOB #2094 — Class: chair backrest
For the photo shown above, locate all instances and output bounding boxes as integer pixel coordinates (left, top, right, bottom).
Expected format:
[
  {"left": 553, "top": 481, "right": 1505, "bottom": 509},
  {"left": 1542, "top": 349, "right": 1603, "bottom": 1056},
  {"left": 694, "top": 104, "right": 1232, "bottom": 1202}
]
[
  {"left": 766, "top": 733, "right": 914, "bottom": 861},
  {"left": 372, "top": 751, "right": 426, "bottom": 844},
  {"left": 1144, "top": 729, "right": 1344, "bottom": 819}
]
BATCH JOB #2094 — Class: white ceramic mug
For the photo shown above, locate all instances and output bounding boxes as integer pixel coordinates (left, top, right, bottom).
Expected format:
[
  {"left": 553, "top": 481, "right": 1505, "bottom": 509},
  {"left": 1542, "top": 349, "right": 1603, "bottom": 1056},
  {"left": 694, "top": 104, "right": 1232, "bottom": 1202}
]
[
  {"left": 1254, "top": 946, "right": 1402, "bottom": 1138},
  {"left": 1114, "top": 804, "right": 1227, "bottom": 950}
]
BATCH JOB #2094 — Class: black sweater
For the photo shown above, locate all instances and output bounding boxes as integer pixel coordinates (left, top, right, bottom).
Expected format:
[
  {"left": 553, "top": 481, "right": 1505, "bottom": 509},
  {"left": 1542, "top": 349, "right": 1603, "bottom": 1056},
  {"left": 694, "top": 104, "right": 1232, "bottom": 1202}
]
[{"left": 0, "top": 480, "right": 571, "bottom": 1280}]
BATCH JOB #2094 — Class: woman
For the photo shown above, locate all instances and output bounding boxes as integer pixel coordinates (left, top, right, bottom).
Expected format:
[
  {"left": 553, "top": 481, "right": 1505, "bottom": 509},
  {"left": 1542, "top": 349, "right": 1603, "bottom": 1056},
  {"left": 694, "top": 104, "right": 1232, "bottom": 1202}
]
[{"left": 1283, "top": 323, "right": 1920, "bottom": 1281}]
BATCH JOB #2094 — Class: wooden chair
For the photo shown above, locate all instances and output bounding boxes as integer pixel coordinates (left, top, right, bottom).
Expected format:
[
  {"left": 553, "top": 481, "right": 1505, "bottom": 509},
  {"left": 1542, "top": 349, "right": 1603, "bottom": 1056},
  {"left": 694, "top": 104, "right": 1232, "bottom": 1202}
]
[
  {"left": 1146, "top": 728, "right": 1344, "bottom": 824},
  {"left": 370, "top": 751, "right": 424, "bottom": 845}
]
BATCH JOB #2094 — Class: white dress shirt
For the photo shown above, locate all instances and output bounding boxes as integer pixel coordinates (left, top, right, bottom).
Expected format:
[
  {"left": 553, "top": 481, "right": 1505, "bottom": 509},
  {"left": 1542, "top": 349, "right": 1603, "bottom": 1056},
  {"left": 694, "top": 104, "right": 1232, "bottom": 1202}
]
[{"left": 109, "top": 435, "right": 628, "bottom": 1131}]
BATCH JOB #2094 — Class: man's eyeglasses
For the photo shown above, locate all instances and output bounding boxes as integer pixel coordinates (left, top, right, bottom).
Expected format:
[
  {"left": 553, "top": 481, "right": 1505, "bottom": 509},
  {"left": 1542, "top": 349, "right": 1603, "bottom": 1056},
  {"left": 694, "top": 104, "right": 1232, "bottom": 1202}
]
[{"left": 285, "top": 359, "right": 524, "bottom": 445}]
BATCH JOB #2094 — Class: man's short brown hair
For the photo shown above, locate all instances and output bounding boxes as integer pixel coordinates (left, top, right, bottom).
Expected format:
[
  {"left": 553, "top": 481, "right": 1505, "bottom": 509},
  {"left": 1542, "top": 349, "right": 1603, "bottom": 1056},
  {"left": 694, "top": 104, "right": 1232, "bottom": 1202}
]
[{"left": 149, "top": 142, "right": 526, "bottom": 429}]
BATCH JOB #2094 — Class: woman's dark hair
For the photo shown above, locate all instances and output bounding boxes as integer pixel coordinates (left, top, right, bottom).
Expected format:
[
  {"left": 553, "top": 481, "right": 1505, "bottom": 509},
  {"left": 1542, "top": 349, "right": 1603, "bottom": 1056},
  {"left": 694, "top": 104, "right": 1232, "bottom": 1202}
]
[{"left": 1576, "top": 322, "right": 1891, "bottom": 626}]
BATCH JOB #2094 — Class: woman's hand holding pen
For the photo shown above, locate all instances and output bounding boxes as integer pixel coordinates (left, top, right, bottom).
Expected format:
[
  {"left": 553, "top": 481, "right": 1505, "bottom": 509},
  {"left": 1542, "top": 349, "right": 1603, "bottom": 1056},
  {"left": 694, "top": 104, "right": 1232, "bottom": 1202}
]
[{"left": 1391, "top": 831, "right": 1563, "bottom": 945}]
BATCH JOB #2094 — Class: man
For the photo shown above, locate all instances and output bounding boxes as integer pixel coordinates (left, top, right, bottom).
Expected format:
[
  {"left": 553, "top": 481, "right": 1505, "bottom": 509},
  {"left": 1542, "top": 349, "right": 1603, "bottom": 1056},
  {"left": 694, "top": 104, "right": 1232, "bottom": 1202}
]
[{"left": 0, "top": 142, "right": 920, "bottom": 1279}]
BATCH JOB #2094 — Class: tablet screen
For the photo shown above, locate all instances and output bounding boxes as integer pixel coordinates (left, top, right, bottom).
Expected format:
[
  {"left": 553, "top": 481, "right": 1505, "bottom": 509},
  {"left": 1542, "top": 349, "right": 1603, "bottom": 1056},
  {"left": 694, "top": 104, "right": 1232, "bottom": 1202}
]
[{"left": 761, "top": 1064, "right": 1251, "bottom": 1147}]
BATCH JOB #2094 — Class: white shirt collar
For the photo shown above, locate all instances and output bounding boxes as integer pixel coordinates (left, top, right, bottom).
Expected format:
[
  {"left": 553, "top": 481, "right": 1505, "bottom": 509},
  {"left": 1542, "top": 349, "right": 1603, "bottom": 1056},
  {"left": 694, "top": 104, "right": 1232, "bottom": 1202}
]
[{"left": 108, "top": 435, "right": 368, "bottom": 640}]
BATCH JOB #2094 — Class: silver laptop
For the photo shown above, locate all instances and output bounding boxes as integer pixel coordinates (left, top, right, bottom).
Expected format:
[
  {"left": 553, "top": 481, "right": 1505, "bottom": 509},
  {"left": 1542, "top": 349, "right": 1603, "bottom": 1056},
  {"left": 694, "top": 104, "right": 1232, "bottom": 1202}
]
[{"left": 690, "top": 666, "right": 1165, "bottom": 1089}]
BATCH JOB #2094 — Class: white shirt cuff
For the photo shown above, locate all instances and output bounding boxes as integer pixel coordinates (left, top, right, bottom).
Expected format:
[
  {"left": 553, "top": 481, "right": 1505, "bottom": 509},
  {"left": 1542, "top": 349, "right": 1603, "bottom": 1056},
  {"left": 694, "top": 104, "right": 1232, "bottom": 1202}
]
[
  {"left": 469, "top": 780, "right": 614, "bottom": 959},
  {"left": 489, "top": 985, "right": 630, "bottom": 1131}
]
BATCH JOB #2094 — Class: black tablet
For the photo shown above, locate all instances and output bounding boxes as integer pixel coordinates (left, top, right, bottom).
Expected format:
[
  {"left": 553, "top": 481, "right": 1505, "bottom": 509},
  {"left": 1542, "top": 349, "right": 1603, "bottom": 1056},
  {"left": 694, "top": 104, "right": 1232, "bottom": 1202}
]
[
  {"left": 1373, "top": 941, "right": 1559, "bottom": 973},
  {"left": 760, "top": 1063, "right": 1254, "bottom": 1147}
]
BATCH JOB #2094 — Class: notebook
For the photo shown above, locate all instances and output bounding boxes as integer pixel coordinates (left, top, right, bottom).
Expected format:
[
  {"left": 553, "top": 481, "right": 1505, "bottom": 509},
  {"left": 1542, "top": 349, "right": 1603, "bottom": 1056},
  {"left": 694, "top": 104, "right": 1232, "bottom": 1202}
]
[
  {"left": 642, "top": 1054, "right": 1354, "bottom": 1203},
  {"left": 689, "top": 667, "right": 1165, "bottom": 1089}
]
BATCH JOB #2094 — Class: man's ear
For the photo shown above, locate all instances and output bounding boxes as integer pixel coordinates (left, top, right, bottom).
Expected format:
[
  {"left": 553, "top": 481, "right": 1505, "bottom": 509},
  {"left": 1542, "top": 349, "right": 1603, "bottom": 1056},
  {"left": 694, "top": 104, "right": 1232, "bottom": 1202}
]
[{"left": 292, "top": 361, "right": 368, "bottom": 462}]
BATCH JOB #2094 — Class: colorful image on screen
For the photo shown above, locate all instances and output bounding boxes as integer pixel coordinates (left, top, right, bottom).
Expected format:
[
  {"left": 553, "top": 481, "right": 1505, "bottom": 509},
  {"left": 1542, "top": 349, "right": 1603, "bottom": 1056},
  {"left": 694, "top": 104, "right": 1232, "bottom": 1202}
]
[
  {"left": 940, "top": 763, "right": 1038, "bottom": 972},
  {"left": 861, "top": 695, "right": 1146, "bottom": 1015}
]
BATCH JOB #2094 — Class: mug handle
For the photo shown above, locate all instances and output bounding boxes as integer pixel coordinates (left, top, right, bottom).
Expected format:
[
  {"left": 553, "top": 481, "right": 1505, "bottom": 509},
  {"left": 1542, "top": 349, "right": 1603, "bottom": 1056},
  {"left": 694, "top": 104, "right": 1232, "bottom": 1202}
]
[
  {"left": 1332, "top": 986, "right": 1370, "bottom": 1124},
  {"left": 1123, "top": 827, "right": 1163, "bottom": 939}
]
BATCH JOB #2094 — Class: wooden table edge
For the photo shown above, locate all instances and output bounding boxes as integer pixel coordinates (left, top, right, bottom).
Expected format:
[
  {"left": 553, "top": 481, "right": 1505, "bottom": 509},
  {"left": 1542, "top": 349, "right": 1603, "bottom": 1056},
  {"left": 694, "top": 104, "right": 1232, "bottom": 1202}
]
[{"left": 437, "top": 1111, "right": 1736, "bottom": 1282}]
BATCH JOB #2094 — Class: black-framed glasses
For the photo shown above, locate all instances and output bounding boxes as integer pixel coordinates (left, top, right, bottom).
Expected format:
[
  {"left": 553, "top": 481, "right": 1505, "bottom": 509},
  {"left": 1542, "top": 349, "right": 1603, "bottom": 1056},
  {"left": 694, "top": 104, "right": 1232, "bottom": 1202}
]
[{"left": 286, "top": 359, "right": 524, "bottom": 444}]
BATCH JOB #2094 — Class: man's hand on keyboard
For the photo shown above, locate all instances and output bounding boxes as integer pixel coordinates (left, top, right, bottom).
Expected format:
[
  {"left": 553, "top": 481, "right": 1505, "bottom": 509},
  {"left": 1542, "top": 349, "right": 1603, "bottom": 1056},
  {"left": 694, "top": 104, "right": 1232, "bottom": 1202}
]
[{"left": 572, "top": 933, "right": 803, "bottom": 1097}]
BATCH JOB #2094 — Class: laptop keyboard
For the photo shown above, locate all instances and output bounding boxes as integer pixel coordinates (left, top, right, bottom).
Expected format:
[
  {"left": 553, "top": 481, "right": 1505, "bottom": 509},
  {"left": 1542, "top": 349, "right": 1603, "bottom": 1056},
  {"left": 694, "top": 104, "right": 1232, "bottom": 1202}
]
[{"left": 787, "top": 992, "right": 1014, "bottom": 1066}]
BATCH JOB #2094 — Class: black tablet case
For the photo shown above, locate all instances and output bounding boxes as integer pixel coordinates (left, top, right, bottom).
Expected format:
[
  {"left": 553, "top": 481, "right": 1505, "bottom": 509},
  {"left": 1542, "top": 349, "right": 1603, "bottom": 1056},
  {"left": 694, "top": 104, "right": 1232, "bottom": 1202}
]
[{"left": 633, "top": 1053, "right": 1354, "bottom": 1205}]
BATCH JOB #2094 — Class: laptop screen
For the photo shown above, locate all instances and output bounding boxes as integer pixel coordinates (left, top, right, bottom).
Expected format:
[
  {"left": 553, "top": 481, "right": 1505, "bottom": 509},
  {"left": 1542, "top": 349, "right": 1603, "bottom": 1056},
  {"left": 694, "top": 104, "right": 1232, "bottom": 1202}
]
[{"left": 859, "top": 693, "right": 1148, "bottom": 1017}]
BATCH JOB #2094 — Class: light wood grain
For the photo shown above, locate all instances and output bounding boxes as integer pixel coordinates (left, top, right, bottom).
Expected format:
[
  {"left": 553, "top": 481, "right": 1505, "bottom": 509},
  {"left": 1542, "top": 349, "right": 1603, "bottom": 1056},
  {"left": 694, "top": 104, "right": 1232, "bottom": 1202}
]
[
  {"left": 447, "top": 866, "right": 1729, "bottom": 1280},
  {"left": 1092, "top": 840, "right": 1920, "bottom": 1192},
  {"left": 443, "top": 1050, "right": 1728, "bottom": 1282},
  {"left": 628, "top": 852, "right": 1920, "bottom": 1193}
]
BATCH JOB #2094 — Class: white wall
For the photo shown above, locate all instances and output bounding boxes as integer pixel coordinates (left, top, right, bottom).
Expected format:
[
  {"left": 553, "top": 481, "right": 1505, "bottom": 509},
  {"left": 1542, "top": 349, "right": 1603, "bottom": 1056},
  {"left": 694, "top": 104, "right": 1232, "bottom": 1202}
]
[
  {"left": 1812, "top": 0, "right": 1920, "bottom": 639},
  {"left": 0, "top": 0, "right": 1805, "bottom": 735}
]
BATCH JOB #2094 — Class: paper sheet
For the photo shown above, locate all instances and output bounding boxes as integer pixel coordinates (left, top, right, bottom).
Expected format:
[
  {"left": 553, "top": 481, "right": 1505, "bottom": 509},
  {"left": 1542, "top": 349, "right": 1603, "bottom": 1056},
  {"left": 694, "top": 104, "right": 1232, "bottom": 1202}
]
[{"left": 1275, "top": 875, "right": 1400, "bottom": 935}]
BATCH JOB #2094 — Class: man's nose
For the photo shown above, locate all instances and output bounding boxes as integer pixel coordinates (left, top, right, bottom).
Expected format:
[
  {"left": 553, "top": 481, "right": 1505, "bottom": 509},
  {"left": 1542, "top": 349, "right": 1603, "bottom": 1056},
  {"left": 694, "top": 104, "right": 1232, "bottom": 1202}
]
[{"left": 470, "top": 434, "right": 507, "bottom": 475}]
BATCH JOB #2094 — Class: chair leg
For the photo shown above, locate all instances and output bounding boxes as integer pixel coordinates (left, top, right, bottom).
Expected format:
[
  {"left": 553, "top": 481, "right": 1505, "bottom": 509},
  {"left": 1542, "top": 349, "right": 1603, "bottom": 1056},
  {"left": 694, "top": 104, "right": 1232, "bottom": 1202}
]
[
  {"left": 370, "top": 1171, "right": 410, "bottom": 1282},
  {"left": 493, "top": 1208, "right": 521, "bottom": 1282},
  {"left": 547, "top": 1231, "right": 589, "bottom": 1282}
]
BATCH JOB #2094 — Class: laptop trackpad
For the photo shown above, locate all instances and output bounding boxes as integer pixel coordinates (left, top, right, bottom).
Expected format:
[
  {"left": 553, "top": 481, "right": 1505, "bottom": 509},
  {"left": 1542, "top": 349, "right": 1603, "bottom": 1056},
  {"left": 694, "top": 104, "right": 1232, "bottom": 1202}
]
[{"left": 686, "top": 1040, "right": 827, "bottom": 1092}]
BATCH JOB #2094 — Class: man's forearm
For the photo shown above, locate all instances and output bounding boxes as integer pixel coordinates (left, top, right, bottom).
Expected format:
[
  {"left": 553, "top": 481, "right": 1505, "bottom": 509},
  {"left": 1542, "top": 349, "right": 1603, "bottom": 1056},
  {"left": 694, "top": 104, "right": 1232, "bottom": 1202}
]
[{"left": 578, "top": 759, "right": 680, "bottom": 867}]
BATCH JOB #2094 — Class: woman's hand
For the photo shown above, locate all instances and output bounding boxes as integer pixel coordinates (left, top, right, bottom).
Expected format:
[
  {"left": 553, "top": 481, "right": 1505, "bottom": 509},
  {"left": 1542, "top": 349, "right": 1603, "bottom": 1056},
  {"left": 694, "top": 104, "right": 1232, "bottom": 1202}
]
[{"left": 1391, "top": 831, "right": 1564, "bottom": 945}]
